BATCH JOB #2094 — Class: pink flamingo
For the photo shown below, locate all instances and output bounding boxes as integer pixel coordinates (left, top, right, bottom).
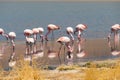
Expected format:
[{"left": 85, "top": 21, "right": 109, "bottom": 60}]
[
  {"left": 108, "top": 24, "right": 120, "bottom": 56},
  {"left": 45, "top": 24, "right": 60, "bottom": 57},
  {"left": 32, "top": 28, "right": 39, "bottom": 53},
  {"left": 45, "top": 24, "right": 60, "bottom": 41},
  {"left": 108, "top": 24, "right": 120, "bottom": 49},
  {"left": 8, "top": 32, "right": 16, "bottom": 67},
  {"left": 33, "top": 27, "right": 44, "bottom": 58},
  {"left": 38, "top": 27, "right": 44, "bottom": 51},
  {"left": 74, "top": 24, "right": 87, "bottom": 58},
  {"left": 0, "top": 28, "right": 9, "bottom": 57},
  {"left": 56, "top": 36, "right": 74, "bottom": 64},
  {"left": 24, "top": 29, "right": 34, "bottom": 65}
]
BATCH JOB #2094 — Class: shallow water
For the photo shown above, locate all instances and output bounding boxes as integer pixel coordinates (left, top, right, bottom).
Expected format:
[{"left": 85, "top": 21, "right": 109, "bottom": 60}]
[{"left": 0, "top": 39, "right": 120, "bottom": 69}]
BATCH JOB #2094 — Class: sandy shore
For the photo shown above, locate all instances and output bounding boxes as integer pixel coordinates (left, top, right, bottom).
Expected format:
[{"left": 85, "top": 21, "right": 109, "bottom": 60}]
[{"left": 0, "top": 38, "right": 120, "bottom": 69}]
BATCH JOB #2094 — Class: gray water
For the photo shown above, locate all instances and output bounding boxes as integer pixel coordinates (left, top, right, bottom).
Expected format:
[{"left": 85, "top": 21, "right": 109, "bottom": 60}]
[{"left": 0, "top": 2, "right": 120, "bottom": 40}]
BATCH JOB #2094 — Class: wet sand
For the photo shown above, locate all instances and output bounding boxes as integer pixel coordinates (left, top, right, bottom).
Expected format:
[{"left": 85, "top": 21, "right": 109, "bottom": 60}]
[{"left": 0, "top": 38, "right": 120, "bottom": 69}]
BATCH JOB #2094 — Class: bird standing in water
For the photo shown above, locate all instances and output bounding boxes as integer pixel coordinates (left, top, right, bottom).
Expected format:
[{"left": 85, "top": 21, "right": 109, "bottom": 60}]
[
  {"left": 74, "top": 24, "right": 87, "bottom": 58},
  {"left": 24, "top": 29, "right": 34, "bottom": 65},
  {"left": 8, "top": 32, "right": 16, "bottom": 67},
  {"left": 108, "top": 24, "right": 120, "bottom": 56},
  {"left": 57, "top": 36, "right": 74, "bottom": 65}
]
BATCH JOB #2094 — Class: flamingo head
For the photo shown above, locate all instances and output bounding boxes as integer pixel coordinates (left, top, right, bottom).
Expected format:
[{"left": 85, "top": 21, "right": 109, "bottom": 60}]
[{"left": 0, "top": 28, "right": 4, "bottom": 35}]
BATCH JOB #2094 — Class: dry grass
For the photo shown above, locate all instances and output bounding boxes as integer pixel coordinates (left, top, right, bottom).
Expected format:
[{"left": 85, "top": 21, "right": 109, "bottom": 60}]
[
  {"left": 0, "top": 60, "right": 45, "bottom": 80},
  {"left": 0, "top": 59, "right": 120, "bottom": 80}
]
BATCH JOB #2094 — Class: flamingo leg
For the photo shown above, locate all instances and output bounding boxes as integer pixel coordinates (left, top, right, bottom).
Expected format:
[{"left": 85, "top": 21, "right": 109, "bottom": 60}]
[
  {"left": 9, "top": 39, "right": 15, "bottom": 62},
  {"left": 58, "top": 44, "right": 63, "bottom": 64},
  {"left": 33, "top": 34, "right": 37, "bottom": 54},
  {"left": 63, "top": 45, "right": 66, "bottom": 63},
  {"left": 25, "top": 43, "right": 29, "bottom": 56},
  {"left": 69, "top": 33, "right": 74, "bottom": 45},
  {"left": 66, "top": 44, "right": 73, "bottom": 65},
  {"left": 51, "top": 31, "right": 54, "bottom": 51},
  {"left": 114, "top": 31, "right": 118, "bottom": 49},
  {"left": 77, "top": 33, "right": 82, "bottom": 53},
  {"left": 1, "top": 34, "right": 9, "bottom": 54},
  {"left": 1, "top": 43, "right": 5, "bottom": 54},
  {"left": 40, "top": 35, "right": 44, "bottom": 50},
  {"left": 107, "top": 33, "right": 112, "bottom": 48},
  {"left": 34, "top": 41, "right": 37, "bottom": 54},
  {"left": 45, "top": 30, "right": 51, "bottom": 41},
  {"left": 115, "top": 31, "right": 119, "bottom": 49},
  {"left": 30, "top": 43, "right": 33, "bottom": 66},
  {"left": 45, "top": 30, "right": 51, "bottom": 48}
]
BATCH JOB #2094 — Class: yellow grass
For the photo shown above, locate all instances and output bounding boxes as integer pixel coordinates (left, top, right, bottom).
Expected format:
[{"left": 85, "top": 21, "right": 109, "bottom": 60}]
[{"left": 1, "top": 59, "right": 120, "bottom": 80}]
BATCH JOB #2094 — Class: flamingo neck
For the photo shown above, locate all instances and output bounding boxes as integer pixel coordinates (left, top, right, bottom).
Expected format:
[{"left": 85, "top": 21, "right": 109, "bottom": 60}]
[
  {"left": 77, "top": 31, "right": 82, "bottom": 41},
  {"left": 45, "top": 30, "right": 51, "bottom": 41},
  {"left": 33, "top": 34, "right": 37, "bottom": 42},
  {"left": 78, "top": 41, "right": 82, "bottom": 52},
  {"left": 2, "top": 33, "right": 9, "bottom": 42},
  {"left": 78, "top": 30, "right": 82, "bottom": 36},
  {"left": 69, "top": 33, "right": 74, "bottom": 41}
]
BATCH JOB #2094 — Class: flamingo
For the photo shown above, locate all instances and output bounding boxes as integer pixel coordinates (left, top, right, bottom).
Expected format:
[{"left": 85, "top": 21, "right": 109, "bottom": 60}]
[
  {"left": 108, "top": 24, "right": 120, "bottom": 49},
  {"left": 33, "top": 27, "right": 44, "bottom": 58},
  {"left": 32, "top": 28, "right": 39, "bottom": 53},
  {"left": 24, "top": 29, "right": 34, "bottom": 65},
  {"left": 56, "top": 36, "right": 74, "bottom": 64},
  {"left": 45, "top": 24, "right": 60, "bottom": 58},
  {"left": 45, "top": 24, "right": 60, "bottom": 41},
  {"left": 108, "top": 24, "right": 120, "bottom": 56},
  {"left": 0, "top": 28, "right": 9, "bottom": 57},
  {"left": 74, "top": 24, "right": 87, "bottom": 58},
  {"left": 38, "top": 27, "right": 44, "bottom": 50},
  {"left": 8, "top": 32, "right": 16, "bottom": 67}
]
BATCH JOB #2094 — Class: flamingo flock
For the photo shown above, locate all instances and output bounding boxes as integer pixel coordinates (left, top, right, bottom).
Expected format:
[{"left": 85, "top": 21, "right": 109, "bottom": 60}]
[{"left": 0, "top": 24, "right": 120, "bottom": 67}]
